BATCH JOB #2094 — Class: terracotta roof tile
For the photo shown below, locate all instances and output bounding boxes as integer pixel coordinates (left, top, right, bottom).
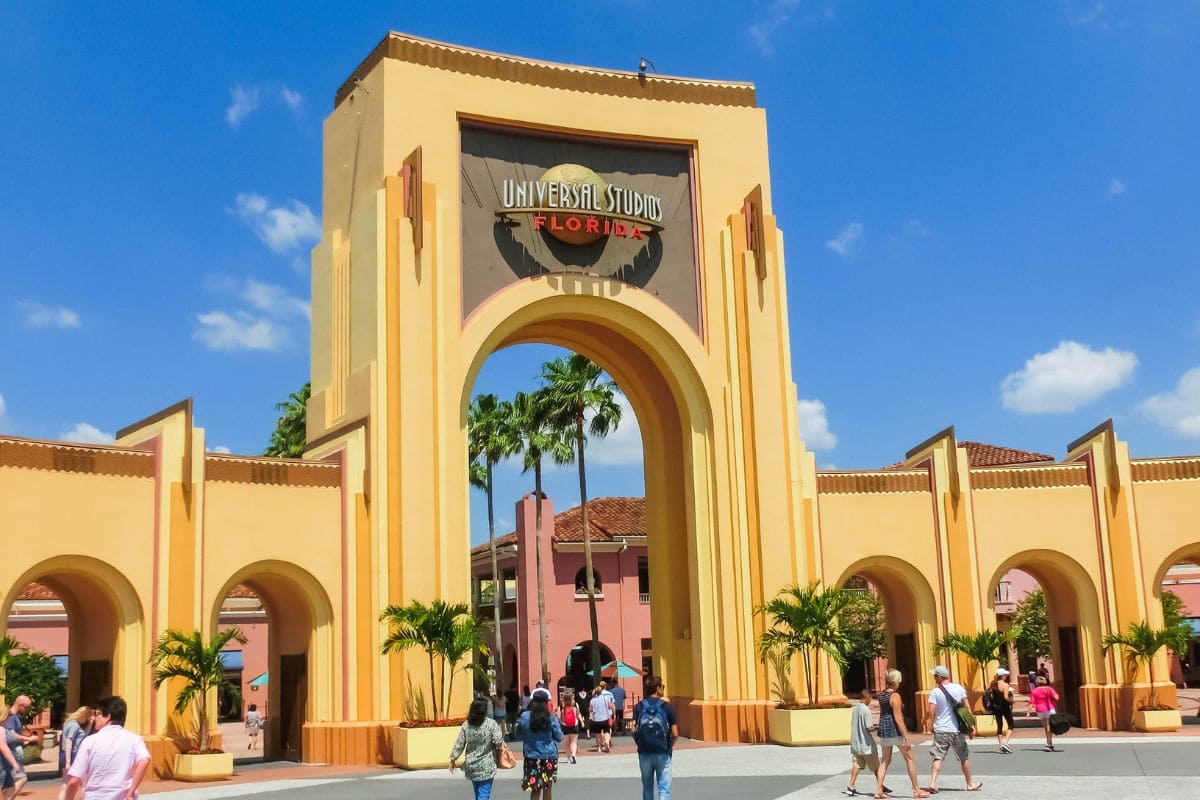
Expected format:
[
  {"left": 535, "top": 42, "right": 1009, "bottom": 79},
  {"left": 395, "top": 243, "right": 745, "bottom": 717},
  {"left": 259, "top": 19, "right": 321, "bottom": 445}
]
[
  {"left": 471, "top": 497, "right": 645, "bottom": 555},
  {"left": 883, "top": 441, "right": 1055, "bottom": 470},
  {"left": 15, "top": 582, "right": 58, "bottom": 601}
]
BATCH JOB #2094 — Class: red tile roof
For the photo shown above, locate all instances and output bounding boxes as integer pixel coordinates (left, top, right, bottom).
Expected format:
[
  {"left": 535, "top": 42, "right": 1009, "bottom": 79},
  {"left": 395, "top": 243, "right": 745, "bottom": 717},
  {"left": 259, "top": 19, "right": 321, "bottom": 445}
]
[
  {"left": 884, "top": 441, "right": 1055, "bottom": 470},
  {"left": 471, "top": 497, "right": 645, "bottom": 555},
  {"left": 15, "top": 582, "right": 58, "bottom": 601}
]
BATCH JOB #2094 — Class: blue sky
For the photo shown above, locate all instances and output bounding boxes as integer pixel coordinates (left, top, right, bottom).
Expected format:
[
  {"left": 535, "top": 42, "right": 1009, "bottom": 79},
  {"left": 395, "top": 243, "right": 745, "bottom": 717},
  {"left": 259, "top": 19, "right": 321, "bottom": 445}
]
[{"left": 2, "top": 3, "right": 1198, "bottom": 544}]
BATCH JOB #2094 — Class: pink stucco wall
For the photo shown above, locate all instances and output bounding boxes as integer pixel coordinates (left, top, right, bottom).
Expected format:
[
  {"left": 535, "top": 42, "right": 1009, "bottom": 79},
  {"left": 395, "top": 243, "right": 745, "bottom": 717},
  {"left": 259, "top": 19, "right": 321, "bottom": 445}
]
[{"left": 474, "top": 495, "right": 651, "bottom": 706}]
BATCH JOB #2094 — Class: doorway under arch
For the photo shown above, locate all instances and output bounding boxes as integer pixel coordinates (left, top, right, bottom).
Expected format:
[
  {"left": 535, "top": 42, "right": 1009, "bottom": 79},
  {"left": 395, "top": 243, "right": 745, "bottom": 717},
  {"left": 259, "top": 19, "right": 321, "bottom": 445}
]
[
  {"left": 209, "top": 561, "right": 334, "bottom": 762},
  {"left": 564, "top": 640, "right": 616, "bottom": 691},
  {"left": 1, "top": 555, "right": 145, "bottom": 729}
]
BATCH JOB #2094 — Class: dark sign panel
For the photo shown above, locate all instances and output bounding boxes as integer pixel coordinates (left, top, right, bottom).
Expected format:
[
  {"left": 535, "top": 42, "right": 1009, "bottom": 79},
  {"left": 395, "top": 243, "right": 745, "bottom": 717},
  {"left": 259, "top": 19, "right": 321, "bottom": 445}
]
[{"left": 460, "top": 124, "right": 700, "bottom": 330}]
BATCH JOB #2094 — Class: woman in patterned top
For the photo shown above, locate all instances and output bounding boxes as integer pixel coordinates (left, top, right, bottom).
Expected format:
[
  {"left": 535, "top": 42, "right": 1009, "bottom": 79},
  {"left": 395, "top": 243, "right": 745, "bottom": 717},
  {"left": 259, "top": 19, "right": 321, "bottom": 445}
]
[
  {"left": 449, "top": 698, "right": 505, "bottom": 800},
  {"left": 877, "top": 669, "right": 929, "bottom": 798}
]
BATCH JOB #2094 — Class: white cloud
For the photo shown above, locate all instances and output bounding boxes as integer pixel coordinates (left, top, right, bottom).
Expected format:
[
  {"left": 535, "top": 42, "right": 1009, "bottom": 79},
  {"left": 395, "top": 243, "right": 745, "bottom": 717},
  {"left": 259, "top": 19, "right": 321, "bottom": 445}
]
[
  {"left": 1108, "top": 179, "right": 1126, "bottom": 197},
  {"left": 225, "top": 85, "right": 262, "bottom": 128},
  {"left": 797, "top": 397, "right": 838, "bottom": 450},
  {"left": 746, "top": 0, "right": 833, "bottom": 55},
  {"left": 234, "top": 193, "right": 321, "bottom": 254},
  {"left": 0, "top": 393, "right": 9, "bottom": 432},
  {"left": 902, "top": 219, "right": 929, "bottom": 237},
  {"left": 1070, "top": 3, "right": 1107, "bottom": 28},
  {"left": 241, "top": 279, "right": 311, "bottom": 319},
  {"left": 209, "top": 445, "right": 232, "bottom": 454},
  {"left": 60, "top": 422, "right": 115, "bottom": 445},
  {"left": 825, "top": 222, "right": 863, "bottom": 258},
  {"left": 18, "top": 301, "right": 80, "bottom": 329},
  {"left": 280, "top": 87, "right": 304, "bottom": 112},
  {"left": 1001, "top": 340, "right": 1137, "bottom": 414},
  {"left": 193, "top": 311, "right": 290, "bottom": 352},
  {"left": 587, "top": 392, "right": 644, "bottom": 466},
  {"left": 1141, "top": 367, "right": 1200, "bottom": 438}
]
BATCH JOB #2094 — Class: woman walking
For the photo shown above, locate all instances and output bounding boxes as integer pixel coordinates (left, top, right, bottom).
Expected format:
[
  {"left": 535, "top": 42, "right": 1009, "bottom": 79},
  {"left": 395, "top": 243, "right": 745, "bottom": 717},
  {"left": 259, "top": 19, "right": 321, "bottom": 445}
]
[
  {"left": 244, "top": 703, "right": 264, "bottom": 750},
  {"left": 877, "top": 670, "right": 929, "bottom": 799},
  {"left": 449, "top": 698, "right": 505, "bottom": 800},
  {"left": 491, "top": 691, "right": 509, "bottom": 736},
  {"left": 1029, "top": 675, "right": 1061, "bottom": 751},
  {"left": 57, "top": 706, "right": 93, "bottom": 800},
  {"left": 514, "top": 695, "right": 563, "bottom": 800},
  {"left": 0, "top": 706, "right": 27, "bottom": 800},
  {"left": 988, "top": 668, "right": 1015, "bottom": 753},
  {"left": 559, "top": 693, "right": 580, "bottom": 764}
]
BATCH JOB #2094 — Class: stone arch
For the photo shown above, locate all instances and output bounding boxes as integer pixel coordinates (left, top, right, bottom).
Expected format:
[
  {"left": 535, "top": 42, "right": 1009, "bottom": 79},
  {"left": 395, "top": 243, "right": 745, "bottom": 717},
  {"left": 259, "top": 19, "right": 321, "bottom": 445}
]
[
  {"left": 983, "top": 548, "right": 1104, "bottom": 723},
  {"left": 460, "top": 281, "right": 719, "bottom": 728},
  {"left": 1150, "top": 542, "right": 1200, "bottom": 599},
  {"left": 1, "top": 555, "right": 146, "bottom": 730},
  {"left": 835, "top": 556, "right": 940, "bottom": 726},
  {"left": 209, "top": 560, "right": 335, "bottom": 761}
]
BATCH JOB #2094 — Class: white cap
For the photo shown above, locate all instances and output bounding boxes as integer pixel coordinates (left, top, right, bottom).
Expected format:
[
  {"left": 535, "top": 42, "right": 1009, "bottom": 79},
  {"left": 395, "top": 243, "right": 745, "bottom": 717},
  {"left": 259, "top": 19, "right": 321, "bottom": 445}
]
[{"left": 996, "top": 667, "right": 1010, "bottom": 676}]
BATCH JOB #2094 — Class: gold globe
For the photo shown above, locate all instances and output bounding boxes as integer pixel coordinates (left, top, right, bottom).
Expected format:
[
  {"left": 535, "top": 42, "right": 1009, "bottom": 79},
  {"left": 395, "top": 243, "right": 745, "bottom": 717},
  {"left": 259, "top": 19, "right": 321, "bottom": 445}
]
[{"left": 537, "top": 163, "right": 608, "bottom": 244}]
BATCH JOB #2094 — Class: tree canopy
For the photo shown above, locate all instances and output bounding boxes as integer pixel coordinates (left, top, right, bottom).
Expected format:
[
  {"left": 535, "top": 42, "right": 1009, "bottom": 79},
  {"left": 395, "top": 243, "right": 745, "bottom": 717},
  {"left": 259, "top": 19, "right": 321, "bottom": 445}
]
[{"left": 264, "top": 382, "right": 310, "bottom": 457}]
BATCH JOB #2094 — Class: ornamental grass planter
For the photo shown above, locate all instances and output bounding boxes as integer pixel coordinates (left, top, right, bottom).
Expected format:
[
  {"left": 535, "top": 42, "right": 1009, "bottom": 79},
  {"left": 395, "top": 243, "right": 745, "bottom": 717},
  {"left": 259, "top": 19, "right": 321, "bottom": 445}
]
[
  {"left": 392, "top": 725, "right": 462, "bottom": 769},
  {"left": 767, "top": 706, "right": 854, "bottom": 746},
  {"left": 172, "top": 752, "right": 234, "bottom": 782},
  {"left": 1132, "top": 709, "right": 1181, "bottom": 732}
]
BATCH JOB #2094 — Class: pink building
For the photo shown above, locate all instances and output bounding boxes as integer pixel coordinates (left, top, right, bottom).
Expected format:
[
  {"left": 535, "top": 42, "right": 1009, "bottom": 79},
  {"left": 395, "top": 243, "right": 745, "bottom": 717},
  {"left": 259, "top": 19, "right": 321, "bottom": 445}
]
[{"left": 471, "top": 494, "right": 651, "bottom": 701}]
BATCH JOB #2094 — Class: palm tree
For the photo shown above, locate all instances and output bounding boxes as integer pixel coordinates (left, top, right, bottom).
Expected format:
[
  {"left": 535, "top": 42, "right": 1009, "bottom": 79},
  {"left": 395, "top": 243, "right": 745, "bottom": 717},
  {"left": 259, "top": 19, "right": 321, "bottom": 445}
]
[
  {"left": 468, "top": 393, "right": 520, "bottom": 693},
  {"left": 538, "top": 354, "right": 622, "bottom": 684},
  {"left": 1102, "top": 620, "right": 1182, "bottom": 711},
  {"left": 0, "top": 635, "right": 26, "bottom": 691},
  {"left": 380, "top": 599, "right": 490, "bottom": 720},
  {"left": 149, "top": 628, "right": 248, "bottom": 751},
  {"left": 755, "top": 583, "right": 854, "bottom": 706},
  {"left": 264, "top": 382, "right": 310, "bottom": 457},
  {"left": 934, "top": 628, "right": 1020, "bottom": 694},
  {"left": 511, "top": 388, "right": 575, "bottom": 684}
]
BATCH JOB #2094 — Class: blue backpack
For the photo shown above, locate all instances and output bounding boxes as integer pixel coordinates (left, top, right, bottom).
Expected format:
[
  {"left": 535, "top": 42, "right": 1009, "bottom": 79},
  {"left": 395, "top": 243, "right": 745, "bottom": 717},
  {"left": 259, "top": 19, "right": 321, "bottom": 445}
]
[{"left": 634, "top": 698, "right": 671, "bottom": 753}]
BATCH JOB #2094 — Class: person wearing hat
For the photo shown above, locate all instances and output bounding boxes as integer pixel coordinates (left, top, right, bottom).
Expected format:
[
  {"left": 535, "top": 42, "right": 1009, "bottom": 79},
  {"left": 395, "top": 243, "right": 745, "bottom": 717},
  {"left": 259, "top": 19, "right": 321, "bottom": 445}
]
[
  {"left": 926, "top": 665, "right": 982, "bottom": 793},
  {"left": 986, "top": 668, "right": 1015, "bottom": 754}
]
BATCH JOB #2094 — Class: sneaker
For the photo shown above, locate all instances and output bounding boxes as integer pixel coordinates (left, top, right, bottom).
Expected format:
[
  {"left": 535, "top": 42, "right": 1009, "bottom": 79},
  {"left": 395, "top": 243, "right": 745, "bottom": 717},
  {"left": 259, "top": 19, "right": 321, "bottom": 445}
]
[
  {"left": 570, "top": 755, "right": 577, "bottom": 764},
  {"left": 844, "top": 789, "right": 858, "bottom": 797}
]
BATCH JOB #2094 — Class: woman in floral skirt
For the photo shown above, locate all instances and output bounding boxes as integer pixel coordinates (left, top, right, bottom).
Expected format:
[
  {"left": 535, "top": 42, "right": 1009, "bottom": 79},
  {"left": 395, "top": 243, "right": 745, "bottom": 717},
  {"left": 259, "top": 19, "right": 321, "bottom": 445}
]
[{"left": 514, "top": 695, "right": 563, "bottom": 799}]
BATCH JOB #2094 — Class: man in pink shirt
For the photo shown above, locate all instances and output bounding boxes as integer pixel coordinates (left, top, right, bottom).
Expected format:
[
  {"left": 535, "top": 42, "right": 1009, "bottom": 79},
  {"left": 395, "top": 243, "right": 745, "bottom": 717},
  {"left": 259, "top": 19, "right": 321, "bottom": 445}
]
[{"left": 65, "top": 696, "right": 151, "bottom": 800}]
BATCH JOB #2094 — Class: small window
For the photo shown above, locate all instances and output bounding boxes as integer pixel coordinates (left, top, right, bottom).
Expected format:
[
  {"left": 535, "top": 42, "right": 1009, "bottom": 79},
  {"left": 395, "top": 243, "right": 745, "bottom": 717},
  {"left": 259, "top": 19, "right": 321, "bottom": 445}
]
[
  {"left": 575, "top": 567, "right": 602, "bottom": 596},
  {"left": 477, "top": 578, "right": 496, "bottom": 606},
  {"left": 640, "top": 637, "right": 652, "bottom": 651},
  {"left": 994, "top": 581, "right": 1012, "bottom": 604},
  {"left": 637, "top": 556, "right": 650, "bottom": 595},
  {"left": 503, "top": 569, "right": 517, "bottom": 601}
]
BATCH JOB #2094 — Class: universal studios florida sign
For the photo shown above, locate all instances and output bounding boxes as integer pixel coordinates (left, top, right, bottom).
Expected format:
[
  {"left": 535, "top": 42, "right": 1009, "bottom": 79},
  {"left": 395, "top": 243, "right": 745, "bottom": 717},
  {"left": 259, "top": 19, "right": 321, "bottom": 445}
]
[{"left": 497, "top": 163, "right": 665, "bottom": 245}]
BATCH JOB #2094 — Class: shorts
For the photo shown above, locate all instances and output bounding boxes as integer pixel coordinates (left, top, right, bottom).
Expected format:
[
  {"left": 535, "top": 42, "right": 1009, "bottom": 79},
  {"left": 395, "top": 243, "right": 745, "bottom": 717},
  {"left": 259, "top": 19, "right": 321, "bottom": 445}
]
[
  {"left": 929, "top": 731, "right": 969, "bottom": 762},
  {"left": 561, "top": 725, "right": 578, "bottom": 735},
  {"left": 852, "top": 751, "right": 881, "bottom": 771},
  {"left": 1037, "top": 711, "right": 1055, "bottom": 720},
  {"left": 878, "top": 736, "right": 905, "bottom": 748},
  {"left": 588, "top": 720, "right": 610, "bottom": 735}
]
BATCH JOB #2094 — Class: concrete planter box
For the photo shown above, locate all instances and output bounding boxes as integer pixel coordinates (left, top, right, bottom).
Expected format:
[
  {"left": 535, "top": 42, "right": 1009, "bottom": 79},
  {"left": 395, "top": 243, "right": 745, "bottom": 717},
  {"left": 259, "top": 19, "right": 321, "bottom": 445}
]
[
  {"left": 173, "top": 752, "right": 234, "bottom": 782},
  {"left": 392, "top": 725, "right": 461, "bottom": 769},
  {"left": 1133, "top": 709, "right": 1181, "bottom": 732},
  {"left": 767, "top": 707, "right": 854, "bottom": 746},
  {"left": 972, "top": 715, "right": 997, "bottom": 736}
]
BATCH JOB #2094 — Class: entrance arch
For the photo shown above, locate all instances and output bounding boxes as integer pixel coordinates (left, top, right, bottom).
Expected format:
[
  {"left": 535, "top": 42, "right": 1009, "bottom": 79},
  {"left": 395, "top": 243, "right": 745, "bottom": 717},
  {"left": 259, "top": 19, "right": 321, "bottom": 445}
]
[
  {"left": 835, "top": 556, "right": 939, "bottom": 728},
  {"left": 984, "top": 549, "right": 1104, "bottom": 724},
  {"left": 460, "top": 284, "right": 718, "bottom": 732},
  {"left": 1, "top": 555, "right": 145, "bottom": 729},
  {"left": 209, "top": 561, "right": 334, "bottom": 762}
]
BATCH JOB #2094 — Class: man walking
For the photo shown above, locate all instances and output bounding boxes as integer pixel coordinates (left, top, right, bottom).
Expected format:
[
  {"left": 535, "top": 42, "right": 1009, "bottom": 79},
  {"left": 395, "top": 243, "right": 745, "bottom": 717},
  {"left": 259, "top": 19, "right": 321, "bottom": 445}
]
[
  {"left": 633, "top": 676, "right": 677, "bottom": 800},
  {"left": 927, "top": 666, "right": 982, "bottom": 793},
  {"left": 2, "top": 696, "right": 36, "bottom": 763},
  {"left": 65, "top": 696, "right": 151, "bottom": 800},
  {"left": 608, "top": 680, "right": 627, "bottom": 735}
]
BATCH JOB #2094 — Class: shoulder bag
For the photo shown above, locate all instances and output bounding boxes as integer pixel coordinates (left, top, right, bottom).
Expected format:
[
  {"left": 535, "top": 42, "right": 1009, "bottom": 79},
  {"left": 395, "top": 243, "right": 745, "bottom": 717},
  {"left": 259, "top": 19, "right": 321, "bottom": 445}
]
[
  {"left": 495, "top": 740, "right": 516, "bottom": 769},
  {"left": 937, "top": 685, "right": 976, "bottom": 737}
]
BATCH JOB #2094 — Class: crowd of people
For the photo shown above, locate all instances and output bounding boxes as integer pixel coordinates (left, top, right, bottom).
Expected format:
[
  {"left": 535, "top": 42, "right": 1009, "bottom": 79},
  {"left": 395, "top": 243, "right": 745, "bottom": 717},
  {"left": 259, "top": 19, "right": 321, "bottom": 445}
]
[
  {"left": 846, "top": 664, "right": 1066, "bottom": 797},
  {"left": 451, "top": 675, "right": 678, "bottom": 800}
]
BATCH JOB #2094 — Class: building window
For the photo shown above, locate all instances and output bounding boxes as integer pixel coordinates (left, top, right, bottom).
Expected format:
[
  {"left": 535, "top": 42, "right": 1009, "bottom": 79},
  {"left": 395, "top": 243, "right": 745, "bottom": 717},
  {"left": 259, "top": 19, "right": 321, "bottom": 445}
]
[
  {"left": 476, "top": 578, "right": 496, "bottom": 606},
  {"left": 503, "top": 569, "right": 517, "bottom": 601},
  {"left": 994, "top": 581, "right": 1012, "bottom": 604},
  {"left": 640, "top": 637, "right": 652, "bottom": 651},
  {"left": 637, "top": 556, "right": 650, "bottom": 603},
  {"left": 574, "top": 567, "right": 603, "bottom": 597}
]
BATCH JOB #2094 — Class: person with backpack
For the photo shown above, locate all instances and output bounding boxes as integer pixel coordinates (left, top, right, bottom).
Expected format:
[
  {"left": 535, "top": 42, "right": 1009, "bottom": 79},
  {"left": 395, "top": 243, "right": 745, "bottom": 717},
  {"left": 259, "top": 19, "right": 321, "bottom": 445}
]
[
  {"left": 985, "top": 668, "right": 1015, "bottom": 754},
  {"left": 558, "top": 693, "right": 580, "bottom": 764},
  {"left": 632, "top": 675, "right": 678, "bottom": 800},
  {"left": 926, "top": 665, "right": 983, "bottom": 793}
]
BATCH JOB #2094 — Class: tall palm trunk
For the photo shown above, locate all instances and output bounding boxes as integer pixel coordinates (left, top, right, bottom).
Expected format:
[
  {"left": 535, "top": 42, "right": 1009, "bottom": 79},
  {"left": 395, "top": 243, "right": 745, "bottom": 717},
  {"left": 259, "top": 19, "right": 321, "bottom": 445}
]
[
  {"left": 487, "top": 463, "right": 505, "bottom": 697},
  {"left": 576, "top": 411, "right": 602, "bottom": 683},
  {"left": 534, "top": 461, "right": 550, "bottom": 684},
  {"left": 428, "top": 651, "right": 439, "bottom": 720}
]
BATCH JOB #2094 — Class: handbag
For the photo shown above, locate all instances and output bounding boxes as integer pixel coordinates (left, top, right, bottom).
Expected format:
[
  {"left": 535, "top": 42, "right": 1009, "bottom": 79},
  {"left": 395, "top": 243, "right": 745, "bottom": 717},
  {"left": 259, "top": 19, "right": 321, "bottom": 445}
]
[
  {"left": 1048, "top": 712, "right": 1071, "bottom": 736},
  {"left": 495, "top": 741, "right": 516, "bottom": 769}
]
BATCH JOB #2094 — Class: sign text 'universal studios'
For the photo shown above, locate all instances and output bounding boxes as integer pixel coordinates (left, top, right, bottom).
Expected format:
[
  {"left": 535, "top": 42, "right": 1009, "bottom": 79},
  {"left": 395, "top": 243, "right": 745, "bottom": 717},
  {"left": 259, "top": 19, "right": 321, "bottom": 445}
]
[{"left": 498, "top": 164, "right": 664, "bottom": 244}]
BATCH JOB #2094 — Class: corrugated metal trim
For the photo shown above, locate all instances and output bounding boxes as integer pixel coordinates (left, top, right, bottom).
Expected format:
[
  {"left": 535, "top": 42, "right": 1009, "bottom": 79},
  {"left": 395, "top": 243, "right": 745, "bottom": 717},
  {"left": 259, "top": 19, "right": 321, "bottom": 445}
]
[
  {"left": 817, "top": 471, "right": 929, "bottom": 495},
  {"left": 1131, "top": 458, "right": 1200, "bottom": 483},
  {"left": 205, "top": 455, "right": 341, "bottom": 488},
  {"left": 969, "top": 464, "right": 1089, "bottom": 490},
  {"left": 0, "top": 436, "right": 154, "bottom": 478}
]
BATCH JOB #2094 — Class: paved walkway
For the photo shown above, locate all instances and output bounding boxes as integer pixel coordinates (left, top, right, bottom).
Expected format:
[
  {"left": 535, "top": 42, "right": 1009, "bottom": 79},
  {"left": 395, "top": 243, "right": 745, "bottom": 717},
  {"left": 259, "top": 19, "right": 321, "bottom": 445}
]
[{"left": 17, "top": 734, "right": 1199, "bottom": 799}]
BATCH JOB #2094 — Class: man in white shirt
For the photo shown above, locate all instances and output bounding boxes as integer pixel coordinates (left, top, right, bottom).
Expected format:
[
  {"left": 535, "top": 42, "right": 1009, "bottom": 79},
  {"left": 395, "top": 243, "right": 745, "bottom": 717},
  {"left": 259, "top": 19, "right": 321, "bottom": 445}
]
[
  {"left": 65, "top": 696, "right": 151, "bottom": 800},
  {"left": 926, "top": 666, "right": 982, "bottom": 793}
]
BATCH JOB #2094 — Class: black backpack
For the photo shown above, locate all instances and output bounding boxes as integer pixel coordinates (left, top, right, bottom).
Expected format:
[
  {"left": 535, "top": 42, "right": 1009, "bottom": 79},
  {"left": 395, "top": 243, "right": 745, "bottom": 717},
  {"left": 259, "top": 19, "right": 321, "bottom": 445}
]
[{"left": 633, "top": 698, "right": 671, "bottom": 753}]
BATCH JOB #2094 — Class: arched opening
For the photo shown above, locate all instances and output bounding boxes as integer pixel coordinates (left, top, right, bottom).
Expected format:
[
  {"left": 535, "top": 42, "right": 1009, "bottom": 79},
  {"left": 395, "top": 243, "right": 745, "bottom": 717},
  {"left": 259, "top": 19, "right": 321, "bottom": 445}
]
[
  {"left": 1152, "top": 546, "right": 1200, "bottom": 691},
  {"left": 986, "top": 550, "right": 1104, "bottom": 722},
  {"left": 212, "top": 585, "right": 268, "bottom": 761},
  {"left": 2, "top": 555, "right": 145, "bottom": 741},
  {"left": 835, "top": 557, "right": 939, "bottom": 729},
  {"left": 209, "top": 561, "right": 334, "bottom": 763},
  {"left": 461, "top": 289, "right": 713, "bottom": 734},
  {"left": 574, "top": 567, "right": 603, "bottom": 597},
  {"left": 564, "top": 640, "right": 616, "bottom": 690}
]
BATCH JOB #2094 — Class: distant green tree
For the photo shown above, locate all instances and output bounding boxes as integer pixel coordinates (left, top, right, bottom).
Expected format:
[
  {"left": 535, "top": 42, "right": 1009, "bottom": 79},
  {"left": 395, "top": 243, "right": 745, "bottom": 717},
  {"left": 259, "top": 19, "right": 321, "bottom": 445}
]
[
  {"left": 1010, "top": 588, "right": 1052, "bottom": 664},
  {"left": 264, "top": 382, "right": 310, "bottom": 457},
  {"left": 841, "top": 587, "right": 888, "bottom": 666},
  {"left": 3, "top": 650, "right": 65, "bottom": 722},
  {"left": 935, "top": 628, "right": 1020, "bottom": 694}
]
